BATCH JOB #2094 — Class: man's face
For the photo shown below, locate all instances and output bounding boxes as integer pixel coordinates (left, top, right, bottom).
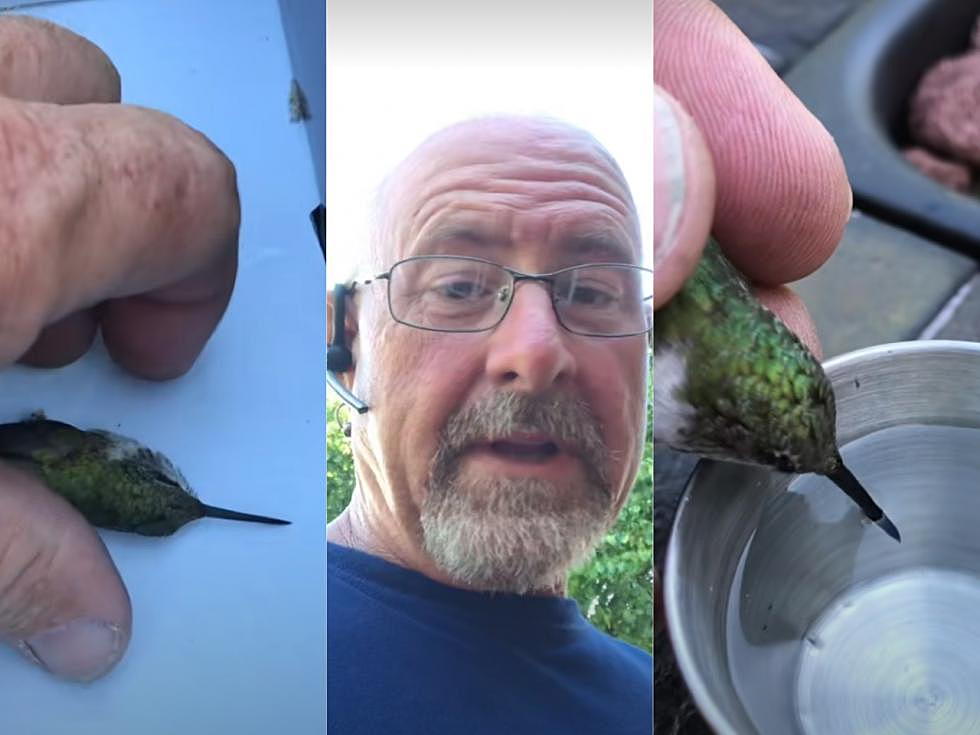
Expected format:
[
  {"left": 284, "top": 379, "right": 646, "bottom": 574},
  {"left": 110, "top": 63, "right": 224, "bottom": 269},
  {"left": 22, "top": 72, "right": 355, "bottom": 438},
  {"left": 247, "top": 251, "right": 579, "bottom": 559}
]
[{"left": 351, "top": 119, "right": 648, "bottom": 593}]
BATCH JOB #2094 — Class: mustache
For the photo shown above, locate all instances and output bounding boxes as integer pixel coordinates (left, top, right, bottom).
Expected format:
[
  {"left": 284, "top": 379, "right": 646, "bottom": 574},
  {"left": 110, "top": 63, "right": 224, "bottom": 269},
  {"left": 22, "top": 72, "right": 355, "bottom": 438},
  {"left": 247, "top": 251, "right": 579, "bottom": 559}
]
[{"left": 432, "top": 390, "right": 611, "bottom": 490}]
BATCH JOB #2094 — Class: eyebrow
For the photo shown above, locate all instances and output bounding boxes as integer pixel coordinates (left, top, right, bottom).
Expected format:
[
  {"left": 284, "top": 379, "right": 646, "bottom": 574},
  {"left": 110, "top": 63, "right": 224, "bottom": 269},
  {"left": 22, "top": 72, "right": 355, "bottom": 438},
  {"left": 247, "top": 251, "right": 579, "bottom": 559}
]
[
  {"left": 420, "top": 225, "right": 505, "bottom": 250},
  {"left": 560, "top": 232, "right": 634, "bottom": 263},
  {"left": 417, "top": 224, "right": 636, "bottom": 263}
]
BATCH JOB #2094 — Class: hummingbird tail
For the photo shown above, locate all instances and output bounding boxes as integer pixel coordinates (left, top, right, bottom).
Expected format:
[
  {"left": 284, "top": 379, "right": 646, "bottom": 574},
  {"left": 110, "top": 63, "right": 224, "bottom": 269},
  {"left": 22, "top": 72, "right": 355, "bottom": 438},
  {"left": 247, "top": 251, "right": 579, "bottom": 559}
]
[
  {"left": 827, "top": 462, "right": 901, "bottom": 543},
  {"left": 201, "top": 504, "right": 291, "bottom": 526}
]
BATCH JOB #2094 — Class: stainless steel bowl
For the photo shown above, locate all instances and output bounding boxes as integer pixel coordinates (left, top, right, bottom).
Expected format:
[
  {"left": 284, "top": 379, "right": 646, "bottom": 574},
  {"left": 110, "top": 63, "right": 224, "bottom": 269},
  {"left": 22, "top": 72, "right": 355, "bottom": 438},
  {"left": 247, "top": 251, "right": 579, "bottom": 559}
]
[{"left": 664, "top": 340, "right": 980, "bottom": 734}]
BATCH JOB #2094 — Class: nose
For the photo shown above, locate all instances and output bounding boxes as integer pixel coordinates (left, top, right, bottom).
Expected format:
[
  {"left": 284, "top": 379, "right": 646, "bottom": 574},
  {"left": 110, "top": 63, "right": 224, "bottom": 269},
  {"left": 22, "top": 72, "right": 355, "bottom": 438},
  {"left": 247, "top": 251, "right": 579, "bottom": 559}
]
[{"left": 484, "top": 281, "right": 577, "bottom": 392}]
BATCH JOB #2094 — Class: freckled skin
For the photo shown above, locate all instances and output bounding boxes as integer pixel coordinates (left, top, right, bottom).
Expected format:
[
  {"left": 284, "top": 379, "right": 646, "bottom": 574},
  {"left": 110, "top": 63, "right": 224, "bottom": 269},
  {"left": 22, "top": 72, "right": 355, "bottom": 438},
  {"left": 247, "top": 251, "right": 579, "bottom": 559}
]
[
  {"left": 0, "top": 22, "right": 239, "bottom": 373},
  {"left": 0, "top": 17, "right": 120, "bottom": 104},
  {"left": 332, "top": 118, "right": 649, "bottom": 590}
]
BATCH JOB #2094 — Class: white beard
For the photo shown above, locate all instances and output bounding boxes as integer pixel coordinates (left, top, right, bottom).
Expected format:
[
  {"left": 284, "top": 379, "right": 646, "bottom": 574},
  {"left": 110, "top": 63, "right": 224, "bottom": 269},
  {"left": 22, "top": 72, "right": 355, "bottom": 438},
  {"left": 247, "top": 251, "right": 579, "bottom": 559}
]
[{"left": 420, "top": 475, "right": 613, "bottom": 595}]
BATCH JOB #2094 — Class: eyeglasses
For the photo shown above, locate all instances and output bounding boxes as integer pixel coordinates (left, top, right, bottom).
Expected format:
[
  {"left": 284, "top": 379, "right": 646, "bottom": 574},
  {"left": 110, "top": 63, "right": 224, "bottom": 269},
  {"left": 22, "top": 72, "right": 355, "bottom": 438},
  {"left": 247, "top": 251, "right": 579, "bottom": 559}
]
[{"left": 355, "top": 255, "right": 652, "bottom": 338}]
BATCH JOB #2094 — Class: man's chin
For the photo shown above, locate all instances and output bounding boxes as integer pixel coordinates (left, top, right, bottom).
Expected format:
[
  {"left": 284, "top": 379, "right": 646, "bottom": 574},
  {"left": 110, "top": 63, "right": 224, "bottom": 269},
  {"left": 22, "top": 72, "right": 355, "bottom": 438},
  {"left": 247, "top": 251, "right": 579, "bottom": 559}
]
[{"left": 419, "top": 478, "right": 613, "bottom": 595}]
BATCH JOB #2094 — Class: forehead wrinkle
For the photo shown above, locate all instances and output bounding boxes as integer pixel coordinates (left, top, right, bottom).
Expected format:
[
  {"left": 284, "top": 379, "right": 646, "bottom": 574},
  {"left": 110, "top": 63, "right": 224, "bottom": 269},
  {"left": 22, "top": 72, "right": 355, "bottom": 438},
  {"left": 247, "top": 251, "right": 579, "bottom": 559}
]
[
  {"left": 377, "top": 116, "right": 640, "bottom": 265},
  {"left": 414, "top": 157, "right": 632, "bottom": 211},
  {"left": 409, "top": 203, "right": 637, "bottom": 265},
  {"left": 410, "top": 191, "right": 630, "bottom": 249},
  {"left": 407, "top": 171, "right": 635, "bottom": 258}
]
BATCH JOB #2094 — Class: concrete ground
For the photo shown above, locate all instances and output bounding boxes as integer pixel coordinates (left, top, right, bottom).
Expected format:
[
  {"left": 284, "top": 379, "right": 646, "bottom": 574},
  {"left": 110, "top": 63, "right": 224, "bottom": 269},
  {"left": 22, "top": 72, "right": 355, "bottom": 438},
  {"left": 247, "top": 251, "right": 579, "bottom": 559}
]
[{"left": 654, "top": 1, "right": 980, "bottom": 732}]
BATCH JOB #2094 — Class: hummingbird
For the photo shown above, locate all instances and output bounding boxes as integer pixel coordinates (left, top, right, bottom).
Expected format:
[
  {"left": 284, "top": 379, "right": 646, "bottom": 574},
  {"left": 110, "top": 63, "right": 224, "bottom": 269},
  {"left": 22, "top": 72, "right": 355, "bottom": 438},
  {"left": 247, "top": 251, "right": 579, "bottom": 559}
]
[
  {"left": 654, "top": 238, "right": 900, "bottom": 542},
  {"left": 0, "top": 413, "right": 290, "bottom": 537}
]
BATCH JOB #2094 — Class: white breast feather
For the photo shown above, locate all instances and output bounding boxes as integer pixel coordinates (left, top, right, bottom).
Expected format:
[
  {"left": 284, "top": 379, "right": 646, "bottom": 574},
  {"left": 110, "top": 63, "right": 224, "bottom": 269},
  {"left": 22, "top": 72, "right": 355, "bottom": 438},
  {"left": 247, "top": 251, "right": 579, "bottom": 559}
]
[{"left": 653, "top": 346, "right": 696, "bottom": 445}]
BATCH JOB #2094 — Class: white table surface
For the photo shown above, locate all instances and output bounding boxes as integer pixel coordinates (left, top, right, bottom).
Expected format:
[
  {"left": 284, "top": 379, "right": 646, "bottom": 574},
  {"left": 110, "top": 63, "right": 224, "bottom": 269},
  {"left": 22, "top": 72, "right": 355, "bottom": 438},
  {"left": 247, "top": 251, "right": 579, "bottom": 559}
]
[{"left": 0, "top": 1, "right": 326, "bottom": 732}]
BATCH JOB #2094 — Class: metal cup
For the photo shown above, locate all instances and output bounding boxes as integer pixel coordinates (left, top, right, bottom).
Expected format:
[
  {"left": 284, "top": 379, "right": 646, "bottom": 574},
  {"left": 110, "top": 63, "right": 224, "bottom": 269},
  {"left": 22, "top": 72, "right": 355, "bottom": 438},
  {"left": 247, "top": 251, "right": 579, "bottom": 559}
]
[{"left": 664, "top": 340, "right": 980, "bottom": 734}]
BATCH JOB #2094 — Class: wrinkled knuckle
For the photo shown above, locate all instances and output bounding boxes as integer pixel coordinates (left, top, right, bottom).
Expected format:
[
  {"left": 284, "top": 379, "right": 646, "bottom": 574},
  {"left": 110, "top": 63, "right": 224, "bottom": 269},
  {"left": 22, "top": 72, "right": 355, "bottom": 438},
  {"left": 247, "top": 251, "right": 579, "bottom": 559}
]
[
  {"left": 0, "top": 103, "right": 84, "bottom": 359},
  {"left": 144, "top": 111, "right": 240, "bottom": 249}
]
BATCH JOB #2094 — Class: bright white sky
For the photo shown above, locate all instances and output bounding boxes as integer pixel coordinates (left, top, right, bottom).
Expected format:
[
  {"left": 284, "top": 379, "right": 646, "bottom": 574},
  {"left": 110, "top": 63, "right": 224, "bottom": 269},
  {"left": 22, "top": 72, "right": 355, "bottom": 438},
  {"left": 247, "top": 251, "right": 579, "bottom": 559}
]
[{"left": 326, "top": 2, "right": 652, "bottom": 282}]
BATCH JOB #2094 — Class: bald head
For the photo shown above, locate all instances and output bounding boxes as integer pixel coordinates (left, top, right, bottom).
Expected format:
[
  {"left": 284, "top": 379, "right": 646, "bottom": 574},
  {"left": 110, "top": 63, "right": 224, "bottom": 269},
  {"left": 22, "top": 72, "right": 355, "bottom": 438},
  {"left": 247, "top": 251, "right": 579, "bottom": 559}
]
[{"left": 368, "top": 116, "right": 641, "bottom": 272}]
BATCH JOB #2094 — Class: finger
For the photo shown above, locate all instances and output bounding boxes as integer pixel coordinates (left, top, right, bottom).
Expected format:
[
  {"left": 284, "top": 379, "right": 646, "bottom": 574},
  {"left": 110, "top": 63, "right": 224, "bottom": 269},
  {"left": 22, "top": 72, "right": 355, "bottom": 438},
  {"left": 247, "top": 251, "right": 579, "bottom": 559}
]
[
  {"left": 0, "top": 462, "right": 131, "bottom": 682},
  {"left": 753, "top": 284, "right": 823, "bottom": 360},
  {"left": 101, "top": 248, "right": 237, "bottom": 380},
  {"left": 17, "top": 309, "right": 99, "bottom": 369},
  {"left": 0, "top": 16, "right": 120, "bottom": 103},
  {"left": 0, "top": 100, "right": 239, "bottom": 371},
  {"left": 654, "top": 0, "right": 851, "bottom": 286},
  {"left": 54, "top": 103, "right": 241, "bottom": 308},
  {"left": 653, "top": 85, "right": 715, "bottom": 308}
]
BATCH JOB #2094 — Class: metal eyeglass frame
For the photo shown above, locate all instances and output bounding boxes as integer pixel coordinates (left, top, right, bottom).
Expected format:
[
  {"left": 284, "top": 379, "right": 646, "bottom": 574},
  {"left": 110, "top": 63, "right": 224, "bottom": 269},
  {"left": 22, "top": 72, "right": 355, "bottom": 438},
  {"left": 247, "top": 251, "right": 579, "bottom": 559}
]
[
  {"left": 327, "top": 255, "right": 652, "bottom": 413},
  {"left": 357, "top": 254, "right": 654, "bottom": 338}
]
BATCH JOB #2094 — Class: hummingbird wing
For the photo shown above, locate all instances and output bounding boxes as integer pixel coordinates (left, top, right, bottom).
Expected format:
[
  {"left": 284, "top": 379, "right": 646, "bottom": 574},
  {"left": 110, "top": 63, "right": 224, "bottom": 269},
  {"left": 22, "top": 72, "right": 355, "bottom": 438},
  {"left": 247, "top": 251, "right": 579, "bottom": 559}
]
[
  {"left": 653, "top": 239, "right": 838, "bottom": 473},
  {"left": 0, "top": 418, "right": 91, "bottom": 464},
  {"left": 88, "top": 429, "right": 195, "bottom": 494}
]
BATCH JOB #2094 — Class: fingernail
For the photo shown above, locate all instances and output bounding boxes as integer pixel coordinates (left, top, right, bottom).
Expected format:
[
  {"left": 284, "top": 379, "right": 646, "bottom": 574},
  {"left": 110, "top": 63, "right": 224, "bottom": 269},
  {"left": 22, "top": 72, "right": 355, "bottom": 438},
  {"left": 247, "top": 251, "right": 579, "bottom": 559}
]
[
  {"left": 654, "top": 87, "right": 687, "bottom": 266},
  {"left": 20, "top": 618, "right": 124, "bottom": 683}
]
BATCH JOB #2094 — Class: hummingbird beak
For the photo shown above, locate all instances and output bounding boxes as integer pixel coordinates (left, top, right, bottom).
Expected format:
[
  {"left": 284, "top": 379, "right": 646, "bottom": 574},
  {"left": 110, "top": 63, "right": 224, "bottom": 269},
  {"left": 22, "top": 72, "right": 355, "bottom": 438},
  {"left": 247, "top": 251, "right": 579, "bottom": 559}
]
[
  {"left": 201, "top": 504, "right": 291, "bottom": 526},
  {"left": 825, "top": 462, "right": 901, "bottom": 543}
]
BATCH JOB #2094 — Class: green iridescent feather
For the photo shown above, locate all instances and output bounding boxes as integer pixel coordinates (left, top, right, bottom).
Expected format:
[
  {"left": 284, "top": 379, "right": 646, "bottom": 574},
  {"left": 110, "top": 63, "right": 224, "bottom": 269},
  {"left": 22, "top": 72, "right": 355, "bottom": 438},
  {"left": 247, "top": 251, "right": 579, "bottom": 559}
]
[
  {"left": 654, "top": 238, "right": 839, "bottom": 474},
  {"left": 0, "top": 415, "right": 289, "bottom": 536}
]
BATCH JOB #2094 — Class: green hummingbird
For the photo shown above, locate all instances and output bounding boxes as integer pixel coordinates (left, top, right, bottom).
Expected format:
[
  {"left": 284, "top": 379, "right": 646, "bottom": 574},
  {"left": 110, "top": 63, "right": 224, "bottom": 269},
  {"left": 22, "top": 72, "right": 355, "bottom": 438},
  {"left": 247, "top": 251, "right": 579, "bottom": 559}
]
[
  {"left": 654, "top": 238, "right": 900, "bottom": 542},
  {"left": 0, "top": 413, "right": 290, "bottom": 536}
]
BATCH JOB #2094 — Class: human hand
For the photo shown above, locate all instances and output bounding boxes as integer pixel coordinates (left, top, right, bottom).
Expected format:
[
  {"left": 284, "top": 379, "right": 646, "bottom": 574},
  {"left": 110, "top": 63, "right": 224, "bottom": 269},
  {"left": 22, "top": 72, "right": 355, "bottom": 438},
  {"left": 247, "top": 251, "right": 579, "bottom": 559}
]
[
  {"left": 0, "top": 16, "right": 239, "bottom": 681},
  {"left": 652, "top": 0, "right": 852, "bottom": 637},
  {"left": 653, "top": 0, "right": 852, "bottom": 356}
]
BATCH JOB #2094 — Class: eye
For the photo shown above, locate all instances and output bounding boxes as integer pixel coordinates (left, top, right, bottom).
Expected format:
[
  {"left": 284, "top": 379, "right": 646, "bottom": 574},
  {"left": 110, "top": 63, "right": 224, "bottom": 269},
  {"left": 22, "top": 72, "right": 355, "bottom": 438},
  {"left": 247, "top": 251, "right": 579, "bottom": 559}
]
[
  {"left": 567, "top": 285, "right": 616, "bottom": 306},
  {"left": 556, "top": 281, "right": 621, "bottom": 309},
  {"left": 434, "top": 279, "right": 490, "bottom": 301},
  {"left": 151, "top": 469, "right": 182, "bottom": 488}
]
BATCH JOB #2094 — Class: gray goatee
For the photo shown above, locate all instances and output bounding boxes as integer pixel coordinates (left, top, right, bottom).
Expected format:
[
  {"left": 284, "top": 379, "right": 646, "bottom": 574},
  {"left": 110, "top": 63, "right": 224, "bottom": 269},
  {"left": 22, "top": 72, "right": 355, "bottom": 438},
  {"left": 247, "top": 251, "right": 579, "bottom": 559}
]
[{"left": 421, "top": 391, "right": 614, "bottom": 594}]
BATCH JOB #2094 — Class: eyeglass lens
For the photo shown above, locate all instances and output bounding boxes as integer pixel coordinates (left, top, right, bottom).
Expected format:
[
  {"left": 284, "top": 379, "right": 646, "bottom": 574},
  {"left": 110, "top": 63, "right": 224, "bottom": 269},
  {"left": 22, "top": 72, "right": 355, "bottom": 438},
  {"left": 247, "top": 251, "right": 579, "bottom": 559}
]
[{"left": 387, "top": 257, "right": 652, "bottom": 336}]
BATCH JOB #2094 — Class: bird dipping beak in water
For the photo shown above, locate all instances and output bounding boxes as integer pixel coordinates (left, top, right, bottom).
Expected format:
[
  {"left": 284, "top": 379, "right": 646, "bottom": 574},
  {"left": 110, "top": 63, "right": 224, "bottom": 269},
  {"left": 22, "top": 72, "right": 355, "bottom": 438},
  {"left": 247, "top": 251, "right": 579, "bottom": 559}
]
[{"left": 654, "top": 238, "right": 900, "bottom": 542}]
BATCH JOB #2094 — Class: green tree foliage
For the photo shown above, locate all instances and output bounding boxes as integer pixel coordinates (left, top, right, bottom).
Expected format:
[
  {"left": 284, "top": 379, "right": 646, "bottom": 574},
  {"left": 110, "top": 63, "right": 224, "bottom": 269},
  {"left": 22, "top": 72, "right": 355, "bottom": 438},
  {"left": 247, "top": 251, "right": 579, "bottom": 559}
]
[
  {"left": 327, "top": 404, "right": 356, "bottom": 523},
  {"left": 567, "top": 412, "right": 652, "bottom": 653},
  {"left": 326, "top": 394, "right": 653, "bottom": 654}
]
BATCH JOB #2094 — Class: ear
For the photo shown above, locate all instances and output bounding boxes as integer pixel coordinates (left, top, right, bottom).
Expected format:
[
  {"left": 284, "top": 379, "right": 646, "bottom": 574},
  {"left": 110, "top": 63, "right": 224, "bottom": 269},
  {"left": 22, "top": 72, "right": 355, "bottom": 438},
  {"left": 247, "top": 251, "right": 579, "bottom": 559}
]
[
  {"left": 326, "top": 289, "right": 336, "bottom": 344},
  {"left": 327, "top": 285, "right": 359, "bottom": 390}
]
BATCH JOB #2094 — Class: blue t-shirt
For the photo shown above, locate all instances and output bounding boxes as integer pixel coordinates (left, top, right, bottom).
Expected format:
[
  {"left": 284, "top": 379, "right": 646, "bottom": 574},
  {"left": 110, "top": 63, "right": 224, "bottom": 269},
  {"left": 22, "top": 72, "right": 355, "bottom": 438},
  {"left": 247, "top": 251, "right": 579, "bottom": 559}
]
[{"left": 327, "top": 542, "right": 652, "bottom": 734}]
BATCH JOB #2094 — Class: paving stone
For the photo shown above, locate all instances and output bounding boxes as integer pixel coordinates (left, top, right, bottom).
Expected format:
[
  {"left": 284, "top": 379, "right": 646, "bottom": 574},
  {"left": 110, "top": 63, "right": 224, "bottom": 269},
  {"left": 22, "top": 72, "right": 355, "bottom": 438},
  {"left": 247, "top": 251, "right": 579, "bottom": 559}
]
[
  {"left": 714, "top": 0, "right": 867, "bottom": 73},
  {"left": 922, "top": 272, "right": 980, "bottom": 342},
  {"left": 791, "top": 211, "right": 977, "bottom": 359}
]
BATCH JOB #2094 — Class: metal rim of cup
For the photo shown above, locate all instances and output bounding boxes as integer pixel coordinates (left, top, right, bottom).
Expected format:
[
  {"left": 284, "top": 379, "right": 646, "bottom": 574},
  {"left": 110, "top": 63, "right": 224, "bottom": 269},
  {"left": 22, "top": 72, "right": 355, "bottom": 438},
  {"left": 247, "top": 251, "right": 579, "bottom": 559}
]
[{"left": 662, "top": 339, "right": 980, "bottom": 735}]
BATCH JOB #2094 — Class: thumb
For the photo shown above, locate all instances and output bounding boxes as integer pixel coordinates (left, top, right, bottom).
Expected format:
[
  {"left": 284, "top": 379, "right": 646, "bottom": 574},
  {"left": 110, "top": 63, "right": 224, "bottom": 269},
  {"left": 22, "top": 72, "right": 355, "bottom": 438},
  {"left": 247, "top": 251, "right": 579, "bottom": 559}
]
[
  {"left": 0, "top": 462, "right": 131, "bottom": 682},
  {"left": 654, "top": 84, "right": 716, "bottom": 308}
]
